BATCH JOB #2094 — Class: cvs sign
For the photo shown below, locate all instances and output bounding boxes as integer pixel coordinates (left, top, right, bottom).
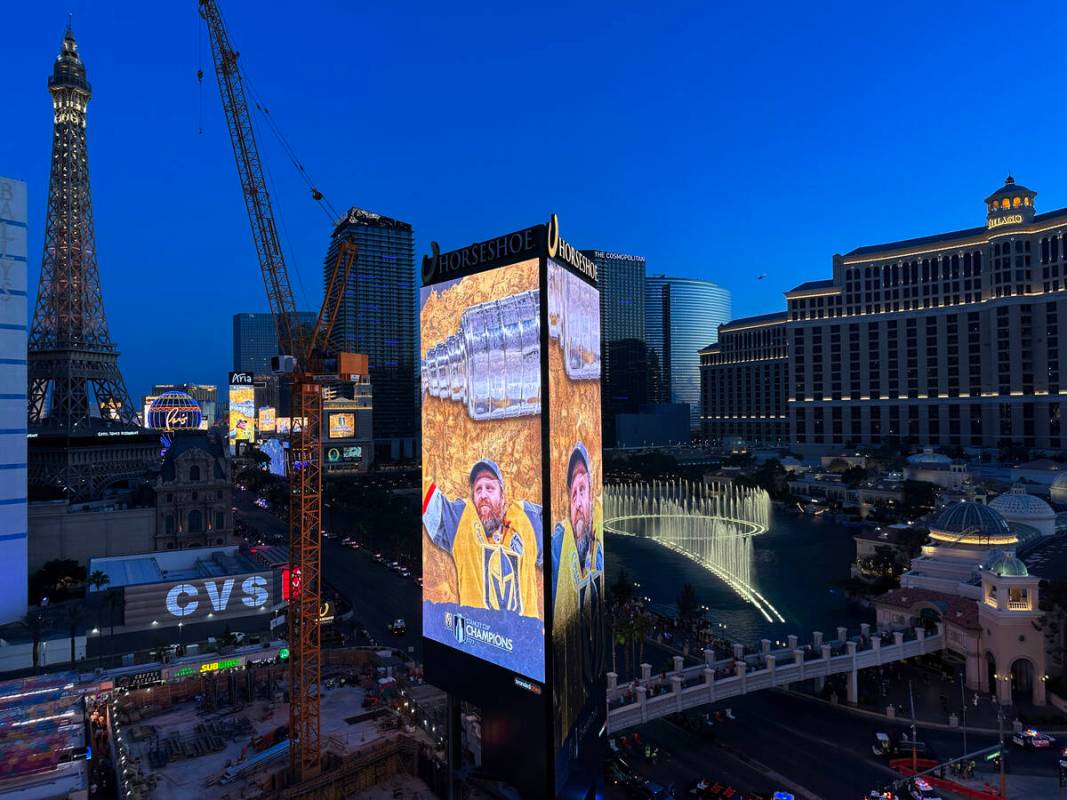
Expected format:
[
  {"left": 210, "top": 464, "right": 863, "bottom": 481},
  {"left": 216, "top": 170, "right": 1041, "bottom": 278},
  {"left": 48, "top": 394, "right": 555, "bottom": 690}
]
[{"left": 165, "top": 576, "right": 269, "bottom": 619}]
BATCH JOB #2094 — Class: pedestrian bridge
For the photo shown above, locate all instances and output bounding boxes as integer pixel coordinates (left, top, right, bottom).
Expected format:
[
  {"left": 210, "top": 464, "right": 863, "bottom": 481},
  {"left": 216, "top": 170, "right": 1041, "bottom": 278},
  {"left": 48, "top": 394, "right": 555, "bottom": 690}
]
[{"left": 606, "top": 623, "right": 945, "bottom": 733}]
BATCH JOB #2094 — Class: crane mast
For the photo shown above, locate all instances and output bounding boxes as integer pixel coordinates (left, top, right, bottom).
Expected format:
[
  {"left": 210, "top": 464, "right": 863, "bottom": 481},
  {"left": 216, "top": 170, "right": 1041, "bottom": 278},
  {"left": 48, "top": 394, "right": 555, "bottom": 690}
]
[{"left": 199, "top": 0, "right": 357, "bottom": 781}]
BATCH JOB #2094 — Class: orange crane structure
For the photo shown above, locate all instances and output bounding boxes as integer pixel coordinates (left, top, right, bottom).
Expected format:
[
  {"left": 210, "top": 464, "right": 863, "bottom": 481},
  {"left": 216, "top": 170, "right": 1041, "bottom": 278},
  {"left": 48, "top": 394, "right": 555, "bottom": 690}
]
[{"left": 199, "top": 0, "right": 357, "bottom": 781}]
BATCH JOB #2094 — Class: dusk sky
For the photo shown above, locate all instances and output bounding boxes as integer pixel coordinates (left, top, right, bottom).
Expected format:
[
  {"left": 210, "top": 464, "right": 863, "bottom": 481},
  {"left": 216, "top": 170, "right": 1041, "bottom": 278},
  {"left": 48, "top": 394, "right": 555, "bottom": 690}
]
[{"left": 6, "top": 1, "right": 1067, "bottom": 401}]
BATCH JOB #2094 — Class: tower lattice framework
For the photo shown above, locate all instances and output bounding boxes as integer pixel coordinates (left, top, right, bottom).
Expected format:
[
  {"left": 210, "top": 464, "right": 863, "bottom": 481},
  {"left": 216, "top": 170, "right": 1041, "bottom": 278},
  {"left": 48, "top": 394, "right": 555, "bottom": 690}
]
[{"left": 28, "top": 27, "right": 146, "bottom": 499}]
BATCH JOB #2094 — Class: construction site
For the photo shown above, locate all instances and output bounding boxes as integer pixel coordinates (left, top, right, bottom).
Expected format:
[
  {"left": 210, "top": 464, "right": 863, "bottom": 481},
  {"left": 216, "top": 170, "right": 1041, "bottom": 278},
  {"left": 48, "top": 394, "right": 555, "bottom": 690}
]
[
  {"left": 0, "top": 643, "right": 451, "bottom": 800},
  {"left": 111, "top": 647, "right": 446, "bottom": 800}
]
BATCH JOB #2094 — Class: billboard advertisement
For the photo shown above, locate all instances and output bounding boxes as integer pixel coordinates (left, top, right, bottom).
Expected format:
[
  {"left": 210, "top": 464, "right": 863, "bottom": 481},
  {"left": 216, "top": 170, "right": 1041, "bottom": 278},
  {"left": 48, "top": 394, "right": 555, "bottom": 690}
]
[
  {"left": 258, "top": 406, "right": 276, "bottom": 433},
  {"left": 328, "top": 412, "right": 355, "bottom": 439},
  {"left": 421, "top": 259, "right": 544, "bottom": 682},
  {"left": 228, "top": 372, "right": 256, "bottom": 452},
  {"left": 122, "top": 572, "right": 272, "bottom": 630},
  {"left": 326, "top": 445, "right": 362, "bottom": 464},
  {"left": 548, "top": 259, "right": 604, "bottom": 789}
]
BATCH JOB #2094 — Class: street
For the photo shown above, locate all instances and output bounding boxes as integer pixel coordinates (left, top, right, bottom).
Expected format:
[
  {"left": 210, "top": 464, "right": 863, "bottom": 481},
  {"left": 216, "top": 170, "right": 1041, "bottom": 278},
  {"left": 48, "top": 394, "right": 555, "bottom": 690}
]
[
  {"left": 607, "top": 689, "right": 1063, "bottom": 799},
  {"left": 234, "top": 487, "right": 422, "bottom": 658}
]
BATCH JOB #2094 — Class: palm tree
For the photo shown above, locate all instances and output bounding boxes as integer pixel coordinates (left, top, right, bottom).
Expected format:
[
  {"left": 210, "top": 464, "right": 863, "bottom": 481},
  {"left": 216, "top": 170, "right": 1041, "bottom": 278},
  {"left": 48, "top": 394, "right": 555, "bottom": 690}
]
[
  {"left": 64, "top": 604, "right": 83, "bottom": 666},
  {"left": 21, "top": 612, "right": 46, "bottom": 673},
  {"left": 104, "top": 589, "right": 122, "bottom": 654},
  {"left": 87, "top": 570, "right": 109, "bottom": 634}
]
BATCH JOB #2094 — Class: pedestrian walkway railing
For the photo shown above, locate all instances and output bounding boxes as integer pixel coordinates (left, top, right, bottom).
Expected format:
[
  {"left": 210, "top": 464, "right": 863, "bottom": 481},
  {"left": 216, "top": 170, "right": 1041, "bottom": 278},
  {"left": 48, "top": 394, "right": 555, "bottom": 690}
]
[{"left": 606, "top": 623, "right": 945, "bottom": 733}]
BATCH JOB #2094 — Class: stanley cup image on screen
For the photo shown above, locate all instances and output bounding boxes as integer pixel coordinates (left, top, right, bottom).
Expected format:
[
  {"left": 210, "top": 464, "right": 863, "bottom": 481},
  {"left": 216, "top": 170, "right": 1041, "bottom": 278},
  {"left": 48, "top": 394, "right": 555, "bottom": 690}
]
[
  {"left": 547, "top": 260, "right": 604, "bottom": 792},
  {"left": 421, "top": 219, "right": 605, "bottom": 798},
  {"left": 421, "top": 258, "right": 545, "bottom": 680}
]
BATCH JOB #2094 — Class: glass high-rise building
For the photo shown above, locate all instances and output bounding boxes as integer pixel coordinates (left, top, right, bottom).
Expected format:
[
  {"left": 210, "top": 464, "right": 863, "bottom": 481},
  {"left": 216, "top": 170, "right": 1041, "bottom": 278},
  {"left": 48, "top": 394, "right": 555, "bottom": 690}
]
[
  {"left": 233, "top": 311, "right": 317, "bottom": 376},
  {"left": 646, "top": 275, "right": 732, "bottom": 432},
  {"left": 584, "top": 250, "right": 652, "bottom": 446},
  {"left": 326, "top": 207, "right": 417, "bottom": 460}
]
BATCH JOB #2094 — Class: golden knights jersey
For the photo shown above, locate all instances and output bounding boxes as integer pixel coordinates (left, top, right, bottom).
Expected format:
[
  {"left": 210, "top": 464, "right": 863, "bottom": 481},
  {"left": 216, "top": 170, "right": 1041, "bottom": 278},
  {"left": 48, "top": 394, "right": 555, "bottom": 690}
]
[
  {"left": 422, "top": 483, "right": 543, "bottom": 618},
  {"left": 551, "top": 500, "right": 605, "bottom": 742}
]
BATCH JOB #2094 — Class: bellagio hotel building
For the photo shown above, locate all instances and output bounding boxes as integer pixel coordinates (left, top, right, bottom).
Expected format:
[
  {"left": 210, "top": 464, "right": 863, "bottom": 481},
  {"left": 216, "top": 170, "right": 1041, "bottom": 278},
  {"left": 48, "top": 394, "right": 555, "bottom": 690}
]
[{"left": 702, "top": 177, "right": 1067, "bottom": 452}]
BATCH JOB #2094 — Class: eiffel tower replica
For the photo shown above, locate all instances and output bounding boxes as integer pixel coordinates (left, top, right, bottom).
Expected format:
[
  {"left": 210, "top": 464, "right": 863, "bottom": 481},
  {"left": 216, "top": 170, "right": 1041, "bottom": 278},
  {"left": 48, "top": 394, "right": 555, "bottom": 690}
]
[{"left": 28, "top": 25, "right": 156, "bottom": 502}]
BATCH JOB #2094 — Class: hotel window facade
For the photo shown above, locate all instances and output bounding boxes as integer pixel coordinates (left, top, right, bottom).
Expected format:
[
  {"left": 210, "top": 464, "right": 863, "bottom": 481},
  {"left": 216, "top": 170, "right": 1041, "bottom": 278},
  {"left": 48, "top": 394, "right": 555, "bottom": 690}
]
[
  {"left": 704, "top": 177, "right": 1067, "bottom": 452},
  {"left": 700, "top": 313, "right": 788, "bottom": 446}
]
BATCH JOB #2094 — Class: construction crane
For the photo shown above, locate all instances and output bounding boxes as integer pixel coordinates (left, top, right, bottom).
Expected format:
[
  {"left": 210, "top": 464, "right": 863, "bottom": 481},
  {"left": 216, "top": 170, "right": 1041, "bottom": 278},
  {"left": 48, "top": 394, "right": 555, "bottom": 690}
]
[{"left": 198, "top": 0, "right": 357, "bottom": 781}]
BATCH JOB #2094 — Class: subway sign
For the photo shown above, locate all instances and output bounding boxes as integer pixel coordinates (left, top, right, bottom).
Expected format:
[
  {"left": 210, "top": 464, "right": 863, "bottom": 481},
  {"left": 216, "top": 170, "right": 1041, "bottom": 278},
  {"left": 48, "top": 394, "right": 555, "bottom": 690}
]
[{"left": 170, "top": 657, "right": 243, "bottom": 679}]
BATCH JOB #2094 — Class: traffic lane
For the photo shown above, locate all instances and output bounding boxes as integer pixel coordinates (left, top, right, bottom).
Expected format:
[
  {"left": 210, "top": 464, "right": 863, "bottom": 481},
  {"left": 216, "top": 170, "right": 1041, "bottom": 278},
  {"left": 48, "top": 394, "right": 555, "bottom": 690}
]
[
  {"left": 322, "top": 540, "right": 422, "bottom": 659},
  {"left": 764, "top": 690, "right": 1059, "bottom": 779},
  {"left": 608, "top": 716, "right": 790, "bottom": 798},
  {"left": 708, "top": 691, "right": 1058, "bottom": 792}
]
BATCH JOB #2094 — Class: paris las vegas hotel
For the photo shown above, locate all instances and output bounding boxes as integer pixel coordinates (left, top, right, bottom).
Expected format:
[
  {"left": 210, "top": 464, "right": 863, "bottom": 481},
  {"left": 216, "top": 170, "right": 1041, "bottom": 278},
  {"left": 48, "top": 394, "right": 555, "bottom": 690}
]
[{"left": 702, "top": 177, "right": 1067, "bottom": 452}]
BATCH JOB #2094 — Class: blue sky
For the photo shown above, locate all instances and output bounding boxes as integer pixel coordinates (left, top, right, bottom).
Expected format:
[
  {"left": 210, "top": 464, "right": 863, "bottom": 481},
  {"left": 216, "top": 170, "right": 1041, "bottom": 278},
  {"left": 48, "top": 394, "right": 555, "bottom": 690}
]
[{"left": 6, "top": 1, "right": 1067, "bottom": 401}]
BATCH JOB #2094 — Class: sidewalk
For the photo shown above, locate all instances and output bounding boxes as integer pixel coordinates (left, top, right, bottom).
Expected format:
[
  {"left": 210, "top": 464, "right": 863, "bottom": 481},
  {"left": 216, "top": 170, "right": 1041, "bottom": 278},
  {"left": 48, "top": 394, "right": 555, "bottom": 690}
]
[
  {"left": 812, "top": 658, "right": 1067, "bottom": 733},
  {"left": 940, "top": 771, "right": 1062, "bottom": 799}
]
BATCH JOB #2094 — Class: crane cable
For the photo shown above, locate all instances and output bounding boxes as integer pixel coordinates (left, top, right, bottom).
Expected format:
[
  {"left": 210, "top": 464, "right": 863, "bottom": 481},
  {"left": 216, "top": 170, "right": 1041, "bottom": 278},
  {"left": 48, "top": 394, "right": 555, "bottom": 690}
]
[{"left": 242, "top": 71, "right": 341, "bottom": 224}]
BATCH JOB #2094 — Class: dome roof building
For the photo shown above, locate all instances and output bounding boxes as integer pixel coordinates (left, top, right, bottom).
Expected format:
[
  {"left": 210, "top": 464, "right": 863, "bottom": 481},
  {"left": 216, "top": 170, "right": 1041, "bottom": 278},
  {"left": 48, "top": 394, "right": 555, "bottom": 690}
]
[
  {"left": 147, "top": 391, "right": 203, "bottom": 432},
  {"left": 906, "top": 448, "right": 952, "bottom": 465},
  {"left": 1049, "top": 471, "right": 1067, "bottom": 505},
  {"left": 983, "top": 550, "right": 1029, "bottom": 578},
  {"left": 928, "top": 501, "right": 1015, "bottom": 547},
  {"left": 989, "top": 484, "right": 1056, "bottom": 537}
]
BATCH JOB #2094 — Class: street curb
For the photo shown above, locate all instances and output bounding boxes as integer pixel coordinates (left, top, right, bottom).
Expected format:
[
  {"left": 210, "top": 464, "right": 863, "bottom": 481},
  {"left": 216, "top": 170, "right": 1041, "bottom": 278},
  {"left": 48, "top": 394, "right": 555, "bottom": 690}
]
[{"left": 773, "top": 688, "right": 1067, "bottom": 737}]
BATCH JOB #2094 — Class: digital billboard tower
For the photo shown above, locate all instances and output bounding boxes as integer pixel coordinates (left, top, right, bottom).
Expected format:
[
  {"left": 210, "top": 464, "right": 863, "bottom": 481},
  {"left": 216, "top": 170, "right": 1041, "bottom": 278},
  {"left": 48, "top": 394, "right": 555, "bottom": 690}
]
[{"left": 420, "top": 217, "right": 604, "bottom": 799}]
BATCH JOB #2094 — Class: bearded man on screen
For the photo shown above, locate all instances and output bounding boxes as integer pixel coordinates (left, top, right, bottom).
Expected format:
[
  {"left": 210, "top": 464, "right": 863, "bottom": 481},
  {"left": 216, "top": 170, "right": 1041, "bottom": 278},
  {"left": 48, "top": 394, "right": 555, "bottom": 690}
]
[{"left": 422, "top": 459, "right": 543, "bottom": 618}]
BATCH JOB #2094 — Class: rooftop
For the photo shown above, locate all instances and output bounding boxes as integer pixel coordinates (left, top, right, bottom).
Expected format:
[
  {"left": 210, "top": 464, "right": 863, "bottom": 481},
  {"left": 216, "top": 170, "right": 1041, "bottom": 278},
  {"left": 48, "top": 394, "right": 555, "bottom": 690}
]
[
  {"left": 332, "top": 206, "right": 413, "bottom": 234},
  {"left": 786, "top": 278, "right": 835, "bottom": 293},
  {"left": 719, "top": 311, "right": 788, "bottom": 332},
  {"left": 1023, "top": 533, "right": 1067, "bottom": 580},
  {"left": 875, "top": 587, "right": 980, "bottom": 631},
  {"left": 89, "top": 546, "right": 261, "bottom": 589}
]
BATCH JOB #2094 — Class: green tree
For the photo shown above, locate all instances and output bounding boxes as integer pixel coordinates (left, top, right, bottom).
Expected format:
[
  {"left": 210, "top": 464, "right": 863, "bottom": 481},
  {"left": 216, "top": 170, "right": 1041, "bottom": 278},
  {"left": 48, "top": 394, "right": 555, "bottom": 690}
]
[
  {"left": 21, "top": 611, "right": 47, "bottom": 673},
  {"left": 610, "top": 569, "right": 636, "bottom": 606},
  {"left": 868, "top": 545, "right": 904, "bottom": 579},
  {"left": 28, "top": 559, "right": 85, "bottom": 603},
  {"left": 677, "top": 582, "right": 701, "bottom": 628},
  {"left": 827, "top": 458, "right": 850, "bottom": 474},
  {"left": 840, "top": 466, "right": 868, "bottom": 487},
  {"left": 87, "top": 570, "right": 110, "bottom": 633},
  {"left": 900, "top": 480, "right": 937, "bottom": 516},
  {"left": 64, "top": 604, "right": 83, "bottom": 666}
]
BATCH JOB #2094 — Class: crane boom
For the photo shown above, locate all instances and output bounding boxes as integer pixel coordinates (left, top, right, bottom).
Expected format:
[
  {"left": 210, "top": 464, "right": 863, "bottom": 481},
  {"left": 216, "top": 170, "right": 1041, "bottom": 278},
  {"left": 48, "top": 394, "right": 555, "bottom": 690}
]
[
  {"left": 198, "top": 0, "right": 323, "bottom": 781},
  {"left": 198, "top": 0, "right": 304, "bottom": 364}
]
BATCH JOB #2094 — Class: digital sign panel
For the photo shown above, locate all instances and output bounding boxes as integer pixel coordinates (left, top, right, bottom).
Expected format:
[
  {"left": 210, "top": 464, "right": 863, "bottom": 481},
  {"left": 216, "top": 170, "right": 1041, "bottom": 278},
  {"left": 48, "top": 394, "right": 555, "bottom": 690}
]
[
  {"left": 421, "top": 259, "right": 544, "bottom": 682},
  {"left": 228, "top": 373, "right": 256, "bottom": 452},
  {"left": 328, "top": 412, "right": 355, "bottom": 439},
  {"left": 122, "top": 572, "right": 271, "bottom": 629},
  {"left": 258, "top": 406, "right": 276, "bottom": 433},
  {"left": 276, "top": 417, "right": 291, "bottom": 435},
  {"left": 547, "top": 260, "right": 604, "bottom": 790}
]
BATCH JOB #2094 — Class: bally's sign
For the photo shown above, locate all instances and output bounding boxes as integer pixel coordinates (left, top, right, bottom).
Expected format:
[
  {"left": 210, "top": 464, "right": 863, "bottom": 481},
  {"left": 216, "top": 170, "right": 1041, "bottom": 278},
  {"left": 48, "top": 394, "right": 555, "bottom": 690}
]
[{"left": 988, "top": 214, "right": 1024, "bottom": 230}]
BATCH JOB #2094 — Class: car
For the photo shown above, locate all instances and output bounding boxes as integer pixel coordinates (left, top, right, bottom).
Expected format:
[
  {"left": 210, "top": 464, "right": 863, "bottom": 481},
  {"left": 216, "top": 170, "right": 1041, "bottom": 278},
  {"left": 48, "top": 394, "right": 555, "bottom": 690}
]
[
  {"left": 906, "top": 779, "right": 942, "bottom": 800},
  {"left": 1058, "top": 746, "right": 1067, "bottom": 770},
  {"left": 1012, "top": 728, "right": 1055, "bottom": 749},
  {"left": 388, "top": 619, "right": 407, "bottom": 636}
]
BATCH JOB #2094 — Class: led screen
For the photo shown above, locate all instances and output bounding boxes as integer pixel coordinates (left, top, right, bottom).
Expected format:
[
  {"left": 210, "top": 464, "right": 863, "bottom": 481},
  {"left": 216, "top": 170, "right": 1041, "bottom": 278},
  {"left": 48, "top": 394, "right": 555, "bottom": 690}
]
[
  {"left": 421, "top": 259, "right": 544, "bottom": 681},
  {"left": 228, "top": 384, "right": 255, "bottom": 451},
  {"left": 547, "top": 260, "right": 604, "bottom": 780},
  {"left": 276, "top": 417, "right": 291, "bottom": 435},
  {"left": 328, "top": 412, "right": 356, "bottom": 439},
  {"left": 259, "top": 406, "right": 276, "bottom": 433}
]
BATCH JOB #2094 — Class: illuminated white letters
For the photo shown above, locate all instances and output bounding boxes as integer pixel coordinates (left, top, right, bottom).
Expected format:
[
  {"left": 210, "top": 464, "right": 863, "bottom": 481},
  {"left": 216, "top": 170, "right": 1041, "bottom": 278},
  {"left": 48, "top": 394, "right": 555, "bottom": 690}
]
[
  {"left": 241, "top": 576, "right": 268, "bottom": 609},
  {"left": 166, "top": 584, "right": 199, "bottom": 617},
  {"left": 204, "top": 579, "right": 235, "bottom": 611}
]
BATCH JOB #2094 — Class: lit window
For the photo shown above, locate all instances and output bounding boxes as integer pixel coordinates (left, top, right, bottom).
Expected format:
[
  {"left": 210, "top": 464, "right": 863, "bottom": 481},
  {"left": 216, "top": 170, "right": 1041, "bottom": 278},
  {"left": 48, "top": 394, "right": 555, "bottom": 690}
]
[{"left": 1013, "top": 197, "right": 1022, "bottom": 208}]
